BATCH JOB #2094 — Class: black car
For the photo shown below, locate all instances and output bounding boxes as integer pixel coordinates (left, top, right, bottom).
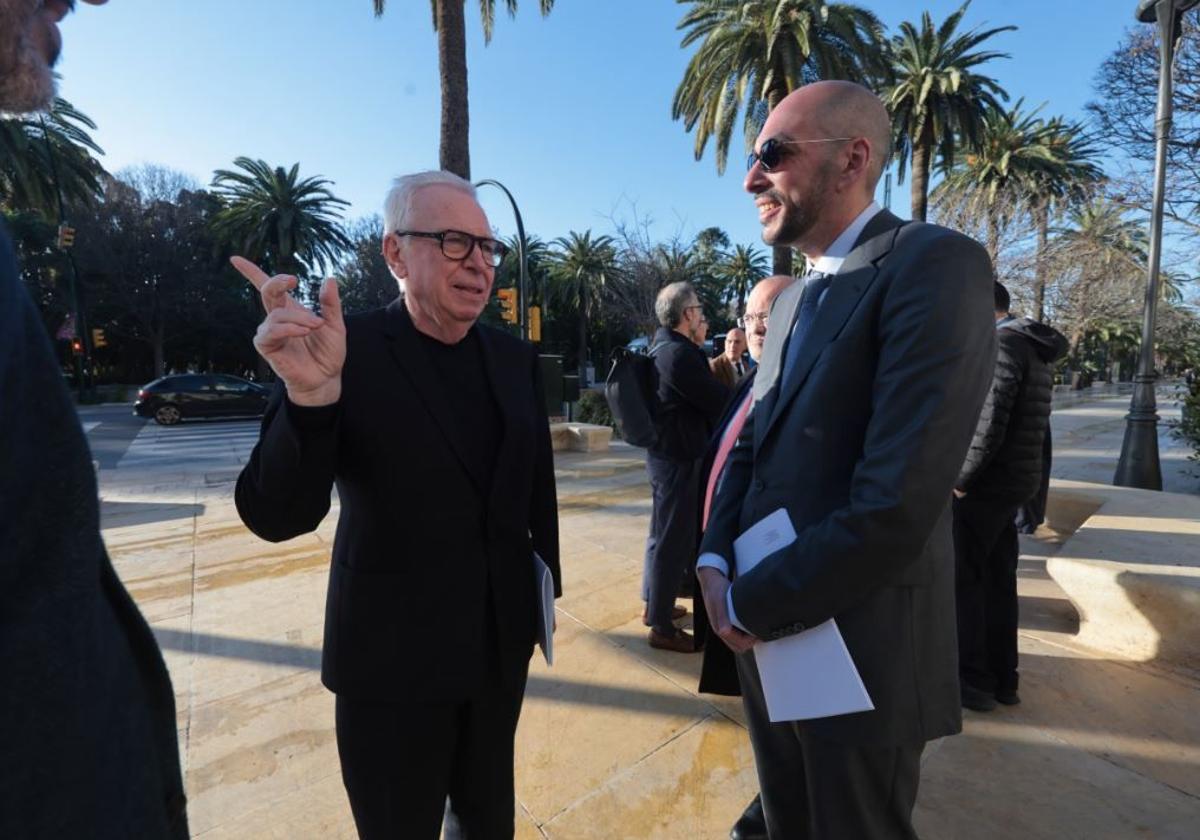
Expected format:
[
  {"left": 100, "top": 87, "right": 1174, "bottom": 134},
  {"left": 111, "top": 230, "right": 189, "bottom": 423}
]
[{"left": 134, "top": 374, "right": 270, "bottom": 425}]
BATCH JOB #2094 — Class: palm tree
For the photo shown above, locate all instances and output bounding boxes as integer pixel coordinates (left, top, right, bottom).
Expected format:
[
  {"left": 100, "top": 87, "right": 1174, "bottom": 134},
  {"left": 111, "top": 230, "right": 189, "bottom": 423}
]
[
  {"left": 1056, "top": 198, "right": 1147, "bottom": 278},
  {"left": 549, "top": 230, "right": 618, "bottom": 384},
  {"left": 372, "top": 0, "right": 555, "bottom": 178},
  {"left": 1052, "top": 198, "right": 1150, "bottom": 351},
  {"left": 931, "top": 101, "right": 1060, "bottom": 258},
  {"left": 0, "top": 97, "right": 105, "bottom": 218},
  {"left": 673, "top": 0, "right": 886, "bottom": 274},
  {"left": 210, "top": 157, "right": 351, "bottom": 279},
  {"left": 719, "top": 243, "right": 769, "bottom": 317},
  {"left": 1056, "top": 199, "right": 1185, "bottom": 305},
  {"left": 1028, "top": 119, "right": 1103, "bottom": 320},
  {"left": 882, "top": 1, "right": 1014, "bottom": 222}
]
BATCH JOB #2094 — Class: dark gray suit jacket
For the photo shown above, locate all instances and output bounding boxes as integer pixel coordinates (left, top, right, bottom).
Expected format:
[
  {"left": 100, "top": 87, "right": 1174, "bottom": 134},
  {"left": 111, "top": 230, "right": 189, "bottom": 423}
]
[{"left": 700, "top": 210, "right": 997, "bottom": 747}]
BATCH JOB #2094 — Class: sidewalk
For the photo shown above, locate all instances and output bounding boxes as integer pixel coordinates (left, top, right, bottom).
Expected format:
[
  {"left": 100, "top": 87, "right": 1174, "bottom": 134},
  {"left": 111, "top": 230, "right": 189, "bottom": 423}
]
[{"left": 98, "top": 440, "right": 1200, "bottom": 838}]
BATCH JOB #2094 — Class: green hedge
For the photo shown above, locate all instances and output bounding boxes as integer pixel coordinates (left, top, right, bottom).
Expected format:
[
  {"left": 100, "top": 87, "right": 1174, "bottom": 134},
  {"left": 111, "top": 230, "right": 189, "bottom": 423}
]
[
  {"left": 576, "top": 389, "right": 620, "bottom": 438},
  {"left": 1172, "top": 379, "right": 1200, "bottom": 471}
]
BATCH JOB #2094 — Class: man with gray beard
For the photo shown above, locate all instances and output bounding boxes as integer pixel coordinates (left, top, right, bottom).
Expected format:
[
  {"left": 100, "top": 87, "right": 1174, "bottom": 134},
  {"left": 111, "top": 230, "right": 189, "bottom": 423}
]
[{"left": 0, "top": 2, "right": 189, "bottom": 838}]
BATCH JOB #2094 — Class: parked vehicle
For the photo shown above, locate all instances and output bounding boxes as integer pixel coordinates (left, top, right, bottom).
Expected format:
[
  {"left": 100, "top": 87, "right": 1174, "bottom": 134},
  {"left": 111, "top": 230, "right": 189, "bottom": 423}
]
[
  {"left": 627, "top": 334, "right": 714, "bottom": 356},
  {"left": 134, "top": 374, "right": 270, "bottom": 425}
]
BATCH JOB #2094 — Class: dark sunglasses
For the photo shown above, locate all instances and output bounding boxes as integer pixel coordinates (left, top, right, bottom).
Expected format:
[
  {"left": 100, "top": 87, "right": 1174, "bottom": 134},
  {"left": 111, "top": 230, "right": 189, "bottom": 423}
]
[
  {"left": 393, "top": 229, "right": 508, "bottom": 267},
  {"left": 747, "top": 136, "right": 856, "bottom": 173}
]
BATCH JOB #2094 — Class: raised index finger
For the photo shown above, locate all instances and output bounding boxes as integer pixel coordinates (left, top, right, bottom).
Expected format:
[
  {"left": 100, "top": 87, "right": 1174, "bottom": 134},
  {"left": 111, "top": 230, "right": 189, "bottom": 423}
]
[{"left": 230, "top": 256, "right": 271, "bottom": 290}]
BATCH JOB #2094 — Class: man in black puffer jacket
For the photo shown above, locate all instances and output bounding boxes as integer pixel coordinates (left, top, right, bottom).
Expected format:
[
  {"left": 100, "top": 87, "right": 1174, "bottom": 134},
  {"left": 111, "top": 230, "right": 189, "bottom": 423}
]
[{"left": 953, "top": 282, "right": 1068, "bottom": 712}]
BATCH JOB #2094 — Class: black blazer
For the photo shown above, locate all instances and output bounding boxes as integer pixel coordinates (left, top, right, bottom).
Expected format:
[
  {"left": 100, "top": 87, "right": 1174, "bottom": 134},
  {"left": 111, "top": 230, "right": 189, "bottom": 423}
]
[
  {"left": 235, "top": 300, "right": 560, "bottom": 702},
  {"left": 700, "top": 211, "right": 997, "bottom": 746},
  {"left": 649, "top": 327, "right": 730, "bottom": 462},
  {"left": 0, "top": 225, "right": 188, "bottom": 838},
  {"left": 694, "top": 370, "right": 756, "bottom": 696}
]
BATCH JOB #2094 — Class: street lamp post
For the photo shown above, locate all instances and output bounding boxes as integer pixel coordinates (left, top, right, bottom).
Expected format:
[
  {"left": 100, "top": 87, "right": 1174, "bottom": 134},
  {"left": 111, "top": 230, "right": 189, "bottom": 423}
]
[
  {"left": 1114, "top": 0, "right": 1197, "bottom": 490},
  {"left": 474, "top": 179, "right": 530, "bottom": 341}
]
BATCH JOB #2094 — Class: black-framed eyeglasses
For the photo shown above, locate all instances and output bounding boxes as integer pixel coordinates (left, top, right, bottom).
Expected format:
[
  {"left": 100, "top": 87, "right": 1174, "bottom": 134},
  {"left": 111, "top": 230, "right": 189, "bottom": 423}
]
[
  {"left": 747, "top": 136, "right": 856, "bottom": 173},
  {"left": 737, "top": 312, "right": 770, "bottom": 329},
  {"left": 393, "top": 229, "right": 508, "bottom": 267}
]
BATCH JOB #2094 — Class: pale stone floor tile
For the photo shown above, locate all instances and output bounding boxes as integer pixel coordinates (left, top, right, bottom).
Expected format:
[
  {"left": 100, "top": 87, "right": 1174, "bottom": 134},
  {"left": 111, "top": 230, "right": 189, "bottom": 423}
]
[
  {"left": 556, "top": 570, "right": 644, "bottom": 632},
  {"left": 1000, "top": 633, "right": 1200, "bottom": 798},
  {"left": 97, "top": 444, "right": 1200, "bottom": 840},
  {"left": 516, "top": 613, "right": 713, "bottom": 824},
  {"left": 185, "top": 672, "right": 337, "bottom": 835},
  {"left": 916, "top": 717, "right": 1200, "bottom": 839},
  {"left": 192, "top": 771, "right": 354, "bottom": 839},
  {"left": 540, "top": 714, "right": 758, "bottom": 840}
]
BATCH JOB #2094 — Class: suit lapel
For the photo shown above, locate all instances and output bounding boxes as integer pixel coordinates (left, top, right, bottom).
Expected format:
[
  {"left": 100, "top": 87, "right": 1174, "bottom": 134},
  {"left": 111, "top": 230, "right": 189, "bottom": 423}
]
[
  {"left": 383, "top": 300, "right": 487, "bottom": 493},
  {"left": 476, "top": 325, "right": 518, "bottom": 506},
  {"left": 757, "top": 211, "right": 908, "bottom": 450}
]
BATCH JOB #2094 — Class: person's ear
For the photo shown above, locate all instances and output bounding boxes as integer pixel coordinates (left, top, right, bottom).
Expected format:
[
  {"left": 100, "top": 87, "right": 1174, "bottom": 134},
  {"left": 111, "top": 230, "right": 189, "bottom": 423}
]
[{"left": 383, "top": 232, "right": 408, "bottom": 281}]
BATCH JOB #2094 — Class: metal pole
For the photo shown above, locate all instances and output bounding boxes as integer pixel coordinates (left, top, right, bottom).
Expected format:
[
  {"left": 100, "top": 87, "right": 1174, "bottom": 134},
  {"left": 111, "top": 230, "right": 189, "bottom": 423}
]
[
  {"left": 474, "top": 179, "right": 529, "bottom": 341},
  {"left": 1115, "top": 0, "right": 1192, "bottom": 489}
]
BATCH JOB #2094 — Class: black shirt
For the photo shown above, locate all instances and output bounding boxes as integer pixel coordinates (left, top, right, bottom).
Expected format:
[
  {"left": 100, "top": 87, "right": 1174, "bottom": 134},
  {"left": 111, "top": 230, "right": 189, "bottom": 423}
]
[{"left": 417, "top": 326, "right": 502, "bottom": 495}]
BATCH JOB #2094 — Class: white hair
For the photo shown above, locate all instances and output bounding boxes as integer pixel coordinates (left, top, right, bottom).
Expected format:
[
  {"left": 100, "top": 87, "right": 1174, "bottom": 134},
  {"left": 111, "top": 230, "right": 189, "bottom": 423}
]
[{"left": 382, "top": 170, "right": 477, "bottom": 235}]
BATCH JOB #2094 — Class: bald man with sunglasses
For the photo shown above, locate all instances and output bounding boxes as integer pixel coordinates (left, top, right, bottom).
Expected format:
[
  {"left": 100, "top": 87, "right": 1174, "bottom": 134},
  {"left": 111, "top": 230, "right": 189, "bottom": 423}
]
[
  {"left": 697, "top": 81, "right": 997, "bottom": 838},
  {"left": 234, "top": 170, "right": 560, "bottom": 839}
]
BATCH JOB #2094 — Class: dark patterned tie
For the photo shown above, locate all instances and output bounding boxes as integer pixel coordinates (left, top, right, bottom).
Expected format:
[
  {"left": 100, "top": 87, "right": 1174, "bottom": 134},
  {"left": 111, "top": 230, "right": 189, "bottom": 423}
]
[{"left": 780, "top": 271, "right": 833, "bottom": 385}]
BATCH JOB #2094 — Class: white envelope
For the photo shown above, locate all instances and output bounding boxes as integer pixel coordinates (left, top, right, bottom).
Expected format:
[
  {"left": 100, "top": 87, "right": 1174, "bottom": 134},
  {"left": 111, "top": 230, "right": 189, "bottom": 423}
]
[
  {"left": 533, "top": 551, "right": 555, "bottom": 666},
  {"left": 733, "top": 508, "right": 873, "bottom": 722}
]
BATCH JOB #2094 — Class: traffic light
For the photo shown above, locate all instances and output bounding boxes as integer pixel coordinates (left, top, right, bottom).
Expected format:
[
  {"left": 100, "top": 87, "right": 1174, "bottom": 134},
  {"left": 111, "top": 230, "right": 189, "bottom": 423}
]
[
  {"left": 528, "top": 305, "right": 541, "bottom": 343},
  {"left": 56, "top": 223, "right": 76, "bottom": 249},
  {"left": 92, "top": 328, "right": 107, "bottom": 349},
  {"left": 496, "top": 287, "right": 518, "bottom": 324},
  {"left": 71, "top": 337, "right": 83, "bottom": 355}
]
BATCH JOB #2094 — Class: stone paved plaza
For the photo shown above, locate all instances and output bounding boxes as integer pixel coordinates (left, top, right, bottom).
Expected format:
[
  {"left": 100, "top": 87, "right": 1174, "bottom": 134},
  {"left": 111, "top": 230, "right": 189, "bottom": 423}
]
[{"left": 89, "top": 390, "right": 1200, "bottom": 838}]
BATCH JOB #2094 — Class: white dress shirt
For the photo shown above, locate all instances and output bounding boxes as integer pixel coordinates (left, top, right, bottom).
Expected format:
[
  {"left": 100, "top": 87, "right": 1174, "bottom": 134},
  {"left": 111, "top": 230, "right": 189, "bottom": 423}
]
[{"left": 697, "top": 201, "right": 883, "bottom": 632}]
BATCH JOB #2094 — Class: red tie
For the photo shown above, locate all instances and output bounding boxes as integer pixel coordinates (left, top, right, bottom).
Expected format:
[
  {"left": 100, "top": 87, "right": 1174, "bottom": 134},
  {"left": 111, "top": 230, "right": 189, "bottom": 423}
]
[{"left": 703, "top": 391, "right": 754, "bottom": 528}]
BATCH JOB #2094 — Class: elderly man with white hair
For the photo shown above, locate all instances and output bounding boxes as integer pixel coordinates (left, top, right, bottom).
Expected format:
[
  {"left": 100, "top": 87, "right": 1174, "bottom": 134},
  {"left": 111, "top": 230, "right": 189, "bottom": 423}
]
[{"left": 233, "top": 170, "right": 561, "bottom": 839}]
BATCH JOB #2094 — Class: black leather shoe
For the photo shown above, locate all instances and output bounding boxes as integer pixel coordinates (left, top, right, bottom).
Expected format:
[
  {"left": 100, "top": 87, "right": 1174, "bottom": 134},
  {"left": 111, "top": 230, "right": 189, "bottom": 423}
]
[
  {"left": 995, "top": 688, "right": 1021, "bottom": 706},
  {"left": 962, "top": 684, "right": 997, "bottom": 712},
  {"left": 730, "top": 793, "right": 767, "bottom": 840}
]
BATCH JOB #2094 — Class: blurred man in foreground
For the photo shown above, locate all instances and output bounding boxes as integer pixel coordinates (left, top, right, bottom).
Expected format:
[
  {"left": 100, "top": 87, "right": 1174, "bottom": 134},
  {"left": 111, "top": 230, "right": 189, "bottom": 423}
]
[{"left": 1, "top": 1, "right": 190, "bottom": 837}]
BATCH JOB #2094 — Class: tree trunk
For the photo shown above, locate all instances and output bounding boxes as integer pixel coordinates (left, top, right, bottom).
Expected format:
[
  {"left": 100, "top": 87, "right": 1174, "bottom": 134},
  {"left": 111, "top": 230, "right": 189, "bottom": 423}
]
[
  {"left": 437, "top": 0, "right": 471, "bottom": 179},
  {"left": 986, "top": 214, "right": 1000, "bottom": 266},
  {"left": 1034, "top": 200, "right": 1049, "bottom": 322},
  {"left": 771, "top": 246, "right": 793, "bottom": 277},
  {"left": 578, "top": 293, "right": 589, "bottom": 387},
  {"left": 910, "top": 124, "right": 934, "bottom": 222},
  {"left": 152, "top": 321, "right": 165, "bottom": 379}
]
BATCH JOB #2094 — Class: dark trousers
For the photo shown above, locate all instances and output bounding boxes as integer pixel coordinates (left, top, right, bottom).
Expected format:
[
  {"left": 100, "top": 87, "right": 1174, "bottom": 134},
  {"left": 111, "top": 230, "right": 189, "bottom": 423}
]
[
  {"left": 735, "top": 652, "right": 923, "bottom": 839},
  {"left": 643, "top": 451, "right": 701, "bottom": 634},
  {"left": 953, "top": 496, "right": 1021, "bottom": 694},
  {"left": 334, "top": 654, "right": 530, "bottom": 840}
]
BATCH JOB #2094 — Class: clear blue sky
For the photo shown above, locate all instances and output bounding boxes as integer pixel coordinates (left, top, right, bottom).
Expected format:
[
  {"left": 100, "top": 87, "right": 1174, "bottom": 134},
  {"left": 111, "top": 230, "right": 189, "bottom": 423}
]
[{"left": 56, "top": 0, "right": 1143, "bottom": 253}]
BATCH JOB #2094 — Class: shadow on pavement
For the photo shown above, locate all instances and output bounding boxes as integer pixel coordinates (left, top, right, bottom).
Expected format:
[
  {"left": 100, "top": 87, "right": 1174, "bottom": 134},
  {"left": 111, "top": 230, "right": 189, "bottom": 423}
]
[{"left": 101, "top": 500, "right": 205, "bottom": 528}]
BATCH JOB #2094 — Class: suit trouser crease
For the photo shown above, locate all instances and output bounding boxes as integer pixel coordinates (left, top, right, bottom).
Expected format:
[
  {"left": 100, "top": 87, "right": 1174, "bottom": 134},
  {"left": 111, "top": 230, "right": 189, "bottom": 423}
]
[
  {"left": 335, "top": 654, "right": 530, "bottom": 840},
  {"left": 735, "top": 651, "right": 923, "bottom": 839},
  {"left": 643, "top": 452, "right": 701, "bottom": 634}
]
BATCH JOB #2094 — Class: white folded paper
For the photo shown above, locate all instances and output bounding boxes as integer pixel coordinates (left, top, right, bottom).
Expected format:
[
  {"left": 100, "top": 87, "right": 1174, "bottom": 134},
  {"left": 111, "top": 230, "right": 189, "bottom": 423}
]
[
  {"left": 533, "top": 551, "right": 555, "bottom": 666},
  {"left": 733, "top": 508, "right": 873, "bottom": 722}
]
